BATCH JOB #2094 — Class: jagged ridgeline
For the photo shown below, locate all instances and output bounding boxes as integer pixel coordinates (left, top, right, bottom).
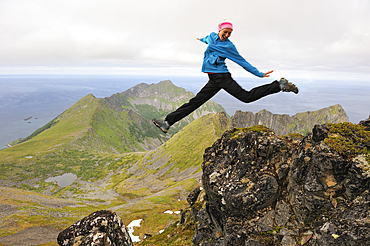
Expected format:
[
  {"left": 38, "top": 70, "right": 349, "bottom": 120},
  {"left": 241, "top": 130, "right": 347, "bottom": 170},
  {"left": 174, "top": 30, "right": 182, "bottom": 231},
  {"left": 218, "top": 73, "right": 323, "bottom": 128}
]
[
  {"left": 232, "top": 104, "right": 349, "bottom": 135},
  {"left": 11, "top": 80, "right": 226, "bottom": 154}
]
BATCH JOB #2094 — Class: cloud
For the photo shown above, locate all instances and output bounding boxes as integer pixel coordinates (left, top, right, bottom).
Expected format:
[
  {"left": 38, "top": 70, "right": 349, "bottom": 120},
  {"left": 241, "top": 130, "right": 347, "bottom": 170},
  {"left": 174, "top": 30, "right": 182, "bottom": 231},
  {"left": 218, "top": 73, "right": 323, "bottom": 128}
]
[{"left": 0, "top": 0, "right": 369, "bottom": 78}]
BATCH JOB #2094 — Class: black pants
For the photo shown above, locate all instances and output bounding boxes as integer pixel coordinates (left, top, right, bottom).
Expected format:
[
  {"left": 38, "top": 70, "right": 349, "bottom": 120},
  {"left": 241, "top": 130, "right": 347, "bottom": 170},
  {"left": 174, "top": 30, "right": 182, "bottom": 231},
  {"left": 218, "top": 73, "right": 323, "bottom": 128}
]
[{"left": 165, "top": 73, "right": 281, "bottom": 126}]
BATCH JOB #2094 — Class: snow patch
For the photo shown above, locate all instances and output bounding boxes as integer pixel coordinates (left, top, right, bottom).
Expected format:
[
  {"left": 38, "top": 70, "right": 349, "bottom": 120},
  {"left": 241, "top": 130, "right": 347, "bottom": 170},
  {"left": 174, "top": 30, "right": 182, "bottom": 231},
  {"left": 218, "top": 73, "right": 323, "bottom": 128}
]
[
  {"left": 127, "top": 219, "right": 142, "bottom": 242},
  {"left": 164, "top": 210, "right": 181, "bottom": 215}
]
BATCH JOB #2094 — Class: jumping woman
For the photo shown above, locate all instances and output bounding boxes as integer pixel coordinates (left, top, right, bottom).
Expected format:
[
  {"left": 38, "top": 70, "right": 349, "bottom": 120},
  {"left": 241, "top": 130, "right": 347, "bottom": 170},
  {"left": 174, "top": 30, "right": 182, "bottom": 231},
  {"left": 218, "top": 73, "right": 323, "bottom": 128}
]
[{"left": 153, "top": 20, "right": 298, "bottom": 133}]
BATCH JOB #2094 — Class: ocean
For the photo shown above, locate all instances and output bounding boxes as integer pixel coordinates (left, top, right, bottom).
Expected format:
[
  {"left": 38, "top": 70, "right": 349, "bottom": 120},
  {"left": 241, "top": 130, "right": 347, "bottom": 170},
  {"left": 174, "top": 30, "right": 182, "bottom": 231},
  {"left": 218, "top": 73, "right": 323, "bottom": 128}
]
[{"left": 1, "top": 74, "right": 369, "bottom": 150}]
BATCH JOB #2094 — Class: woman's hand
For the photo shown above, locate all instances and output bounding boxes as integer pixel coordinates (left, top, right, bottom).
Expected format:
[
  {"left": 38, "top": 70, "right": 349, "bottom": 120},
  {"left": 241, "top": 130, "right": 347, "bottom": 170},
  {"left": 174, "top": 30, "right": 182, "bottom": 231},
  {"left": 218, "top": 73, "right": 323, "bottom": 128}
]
[{"left": 263, "top": 70, "right": 274, "bottom": 77}]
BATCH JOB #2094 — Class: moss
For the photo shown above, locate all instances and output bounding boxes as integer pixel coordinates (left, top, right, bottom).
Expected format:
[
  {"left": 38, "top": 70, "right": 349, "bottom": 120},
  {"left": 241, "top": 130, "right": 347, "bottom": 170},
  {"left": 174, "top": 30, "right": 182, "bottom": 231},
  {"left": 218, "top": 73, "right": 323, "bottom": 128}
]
[
  {"left": 230, "top": 125, "right": 272, "bottom": 140},
  {"left": 284, "top": 132, "right": 304, "bottom": 140},
  {"left": 324, "top": 122, "right": 370, "bottom": 159},
  {"left": 259, "top": 225, "right": 281, "bottom": 236}
]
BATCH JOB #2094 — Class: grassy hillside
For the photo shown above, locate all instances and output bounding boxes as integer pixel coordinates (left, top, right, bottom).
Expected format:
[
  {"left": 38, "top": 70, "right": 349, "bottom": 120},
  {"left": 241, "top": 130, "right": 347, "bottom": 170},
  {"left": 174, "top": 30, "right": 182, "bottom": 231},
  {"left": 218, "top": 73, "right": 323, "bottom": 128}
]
[
  {"left": 110, "top": 112, "right": 231, "bottom": 200},
  {"left": 0, "top": 94, "right": 100, "bottom": 160},
  {"left": 79, "top": 100, "right": 169, "bottom": 153},
  {"left": 0, "top": 112, "right": 231, "bottom": 245},
  {"left": 0, "top": 186, "right": 94, "bottom": 246}
]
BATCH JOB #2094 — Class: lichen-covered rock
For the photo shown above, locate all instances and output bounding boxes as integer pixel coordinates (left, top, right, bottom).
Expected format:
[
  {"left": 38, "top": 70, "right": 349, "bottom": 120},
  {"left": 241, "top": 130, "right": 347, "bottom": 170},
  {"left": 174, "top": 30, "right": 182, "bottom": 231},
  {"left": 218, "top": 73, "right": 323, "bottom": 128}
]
[
  {"left": 309, "top": 190, "right": 370, "bottom": 245},
  {"left": 57, "top": 210, "right": 133, "bottom": 246},
  {"left": 202, "top": 128, "right": 297, "bottom": 220},
  {"left": 189, "top": 123, "right": 370, "bottom": 245}
]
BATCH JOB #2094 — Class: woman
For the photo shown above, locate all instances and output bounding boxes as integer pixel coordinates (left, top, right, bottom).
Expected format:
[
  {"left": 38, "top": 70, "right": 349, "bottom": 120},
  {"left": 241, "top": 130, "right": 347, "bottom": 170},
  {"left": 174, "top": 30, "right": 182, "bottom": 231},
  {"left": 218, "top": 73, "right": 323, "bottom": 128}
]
[{"left": 153, "top": 20, "right": 298, "bottom": 133}]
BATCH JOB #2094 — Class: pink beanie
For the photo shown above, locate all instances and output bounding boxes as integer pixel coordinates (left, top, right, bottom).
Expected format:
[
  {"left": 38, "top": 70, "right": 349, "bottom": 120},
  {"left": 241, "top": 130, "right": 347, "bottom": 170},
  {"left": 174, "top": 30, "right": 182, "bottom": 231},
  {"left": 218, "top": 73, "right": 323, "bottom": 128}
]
[{"left": 218, "top": 20, "right": 233, "bottom": 31}]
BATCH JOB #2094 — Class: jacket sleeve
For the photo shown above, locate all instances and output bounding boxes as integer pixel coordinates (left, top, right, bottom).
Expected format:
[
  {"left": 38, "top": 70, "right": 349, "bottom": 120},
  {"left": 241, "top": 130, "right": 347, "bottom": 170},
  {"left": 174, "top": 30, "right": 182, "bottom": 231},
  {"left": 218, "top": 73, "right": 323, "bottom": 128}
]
[
  {"left": 226, "top": 44, "right": 265, "bottom": 77},
  {"left": 207, "top": 42, "right": 264, "bottom": 77},
  {"left": 199, "top": 35, "right": 210, "bottom": 44}
]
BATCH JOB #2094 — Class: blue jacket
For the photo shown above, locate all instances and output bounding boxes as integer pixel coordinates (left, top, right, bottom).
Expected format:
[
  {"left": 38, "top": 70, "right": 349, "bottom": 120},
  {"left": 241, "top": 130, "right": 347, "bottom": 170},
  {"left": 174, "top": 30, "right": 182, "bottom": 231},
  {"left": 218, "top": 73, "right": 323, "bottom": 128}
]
[{"left": 199, "top": 32, "right": 264, "bottom": 77}]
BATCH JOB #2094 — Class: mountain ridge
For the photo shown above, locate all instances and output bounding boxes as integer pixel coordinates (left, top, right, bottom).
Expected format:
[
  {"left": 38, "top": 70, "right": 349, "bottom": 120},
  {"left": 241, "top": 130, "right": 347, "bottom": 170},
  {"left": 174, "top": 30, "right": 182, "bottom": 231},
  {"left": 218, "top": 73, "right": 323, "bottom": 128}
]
[
  {"left": 231, "top": 104, "right": 349, "bottom": 135},
  {"left": 7, "top": 80, "right": 226, "bottom": 155}
]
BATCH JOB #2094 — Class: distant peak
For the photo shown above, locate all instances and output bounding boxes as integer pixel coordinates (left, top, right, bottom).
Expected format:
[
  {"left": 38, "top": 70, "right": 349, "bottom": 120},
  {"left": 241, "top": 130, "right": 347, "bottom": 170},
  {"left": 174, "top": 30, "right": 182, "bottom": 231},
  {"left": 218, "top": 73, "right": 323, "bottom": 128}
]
[
  {"left": 121, "top": 80, "right": 191, "bottom": 101},
  {"left": 85, "top": 93, "right": 96, "bottom": 98},
  {"left": 158, "top": 80, "right": 173, "bottom": 85}
]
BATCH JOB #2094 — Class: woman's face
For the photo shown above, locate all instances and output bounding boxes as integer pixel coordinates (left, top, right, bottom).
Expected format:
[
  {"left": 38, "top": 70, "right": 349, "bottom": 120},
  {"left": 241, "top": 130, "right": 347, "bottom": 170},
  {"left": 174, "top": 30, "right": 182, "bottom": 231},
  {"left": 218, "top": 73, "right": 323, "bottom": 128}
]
[{"left": 218, "top": 28, "right": 233, "bottom": 41}]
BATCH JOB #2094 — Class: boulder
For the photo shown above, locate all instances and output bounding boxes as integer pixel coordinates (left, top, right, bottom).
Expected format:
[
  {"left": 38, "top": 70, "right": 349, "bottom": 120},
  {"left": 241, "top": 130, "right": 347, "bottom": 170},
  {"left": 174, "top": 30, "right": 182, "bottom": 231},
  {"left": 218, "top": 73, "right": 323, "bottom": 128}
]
[{"left": 57, "top": 210, "right": 133, "bottom": 246}]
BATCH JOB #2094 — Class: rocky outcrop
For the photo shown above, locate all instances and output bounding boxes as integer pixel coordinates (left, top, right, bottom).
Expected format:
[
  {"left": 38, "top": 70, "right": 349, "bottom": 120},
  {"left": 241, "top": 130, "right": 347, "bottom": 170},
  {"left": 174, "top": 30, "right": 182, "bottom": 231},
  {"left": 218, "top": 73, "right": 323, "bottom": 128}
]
[
  {"left": 231, "top": 104, "right": 349, "bottom": 135},
  {"left": 57, "top": 210, "right": 133, "bottom": 246},
  {"left": 189, "top": 122, "right": 370, "bottom": 245},
  {"left": 360, "top": 115, "right": 370, "bottom": 130}
]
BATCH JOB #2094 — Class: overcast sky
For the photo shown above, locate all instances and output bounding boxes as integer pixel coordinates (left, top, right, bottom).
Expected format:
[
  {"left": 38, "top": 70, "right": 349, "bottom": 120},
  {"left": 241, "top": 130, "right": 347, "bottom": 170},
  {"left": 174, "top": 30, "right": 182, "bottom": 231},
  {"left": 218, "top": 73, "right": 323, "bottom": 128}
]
[{"left": 1, "top": 0, "right": 369, "bottom": 80}]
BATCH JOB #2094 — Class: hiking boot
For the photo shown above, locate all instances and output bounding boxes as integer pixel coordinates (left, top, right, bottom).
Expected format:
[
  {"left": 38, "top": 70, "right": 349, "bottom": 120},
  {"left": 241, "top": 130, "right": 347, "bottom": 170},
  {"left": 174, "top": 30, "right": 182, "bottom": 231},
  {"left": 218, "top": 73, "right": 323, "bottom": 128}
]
[
  {"left": 279, "top": 78, "right": 299, "bottom": 94},
  {"left": 152, "top": 119, "right": 170, "bottom": 133}
]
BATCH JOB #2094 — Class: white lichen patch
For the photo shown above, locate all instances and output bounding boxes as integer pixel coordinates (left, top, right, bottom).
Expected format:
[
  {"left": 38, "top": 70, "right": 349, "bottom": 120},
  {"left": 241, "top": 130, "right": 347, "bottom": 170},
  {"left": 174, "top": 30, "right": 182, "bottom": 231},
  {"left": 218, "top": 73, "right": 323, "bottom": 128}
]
[{"left": 354, "top": 154, "right": 370, "bottom": 170}]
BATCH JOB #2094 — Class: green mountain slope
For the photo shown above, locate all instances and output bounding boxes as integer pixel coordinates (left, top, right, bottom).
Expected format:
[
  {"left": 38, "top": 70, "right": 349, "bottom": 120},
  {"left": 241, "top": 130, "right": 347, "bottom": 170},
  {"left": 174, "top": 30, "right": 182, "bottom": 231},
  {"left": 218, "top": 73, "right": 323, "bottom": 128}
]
[
  {"left": 0, "top": 94, "right": 100, "bottom": 159},
  {"left": 105, "top": 80, "right": 226, "bottom": 133},
  {"left": 75, "top": 99, "right": 168, "bottom": 153},
  {"left": 0, "top": 112, "right": 231, "bottom": 244},
  {"left": 110, "top": 112, "right": 231, "bottom": 201},
  {"left": 3, "top": 80, "right": 226, "bottom": 156}
]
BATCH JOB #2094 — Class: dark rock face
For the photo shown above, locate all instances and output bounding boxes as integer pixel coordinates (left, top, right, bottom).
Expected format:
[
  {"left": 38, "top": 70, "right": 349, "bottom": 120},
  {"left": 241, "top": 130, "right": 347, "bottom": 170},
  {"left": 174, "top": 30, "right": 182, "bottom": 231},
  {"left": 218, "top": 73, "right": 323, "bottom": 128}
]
[
  {"left": 189, "top": 125, "right": 370, "bottom": 245},
  {"left": 360, "top": 115, "right": 370, "bottom": 130},
  {"left": 57, "top": 210, "right": 133, "bottom": 246}
]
